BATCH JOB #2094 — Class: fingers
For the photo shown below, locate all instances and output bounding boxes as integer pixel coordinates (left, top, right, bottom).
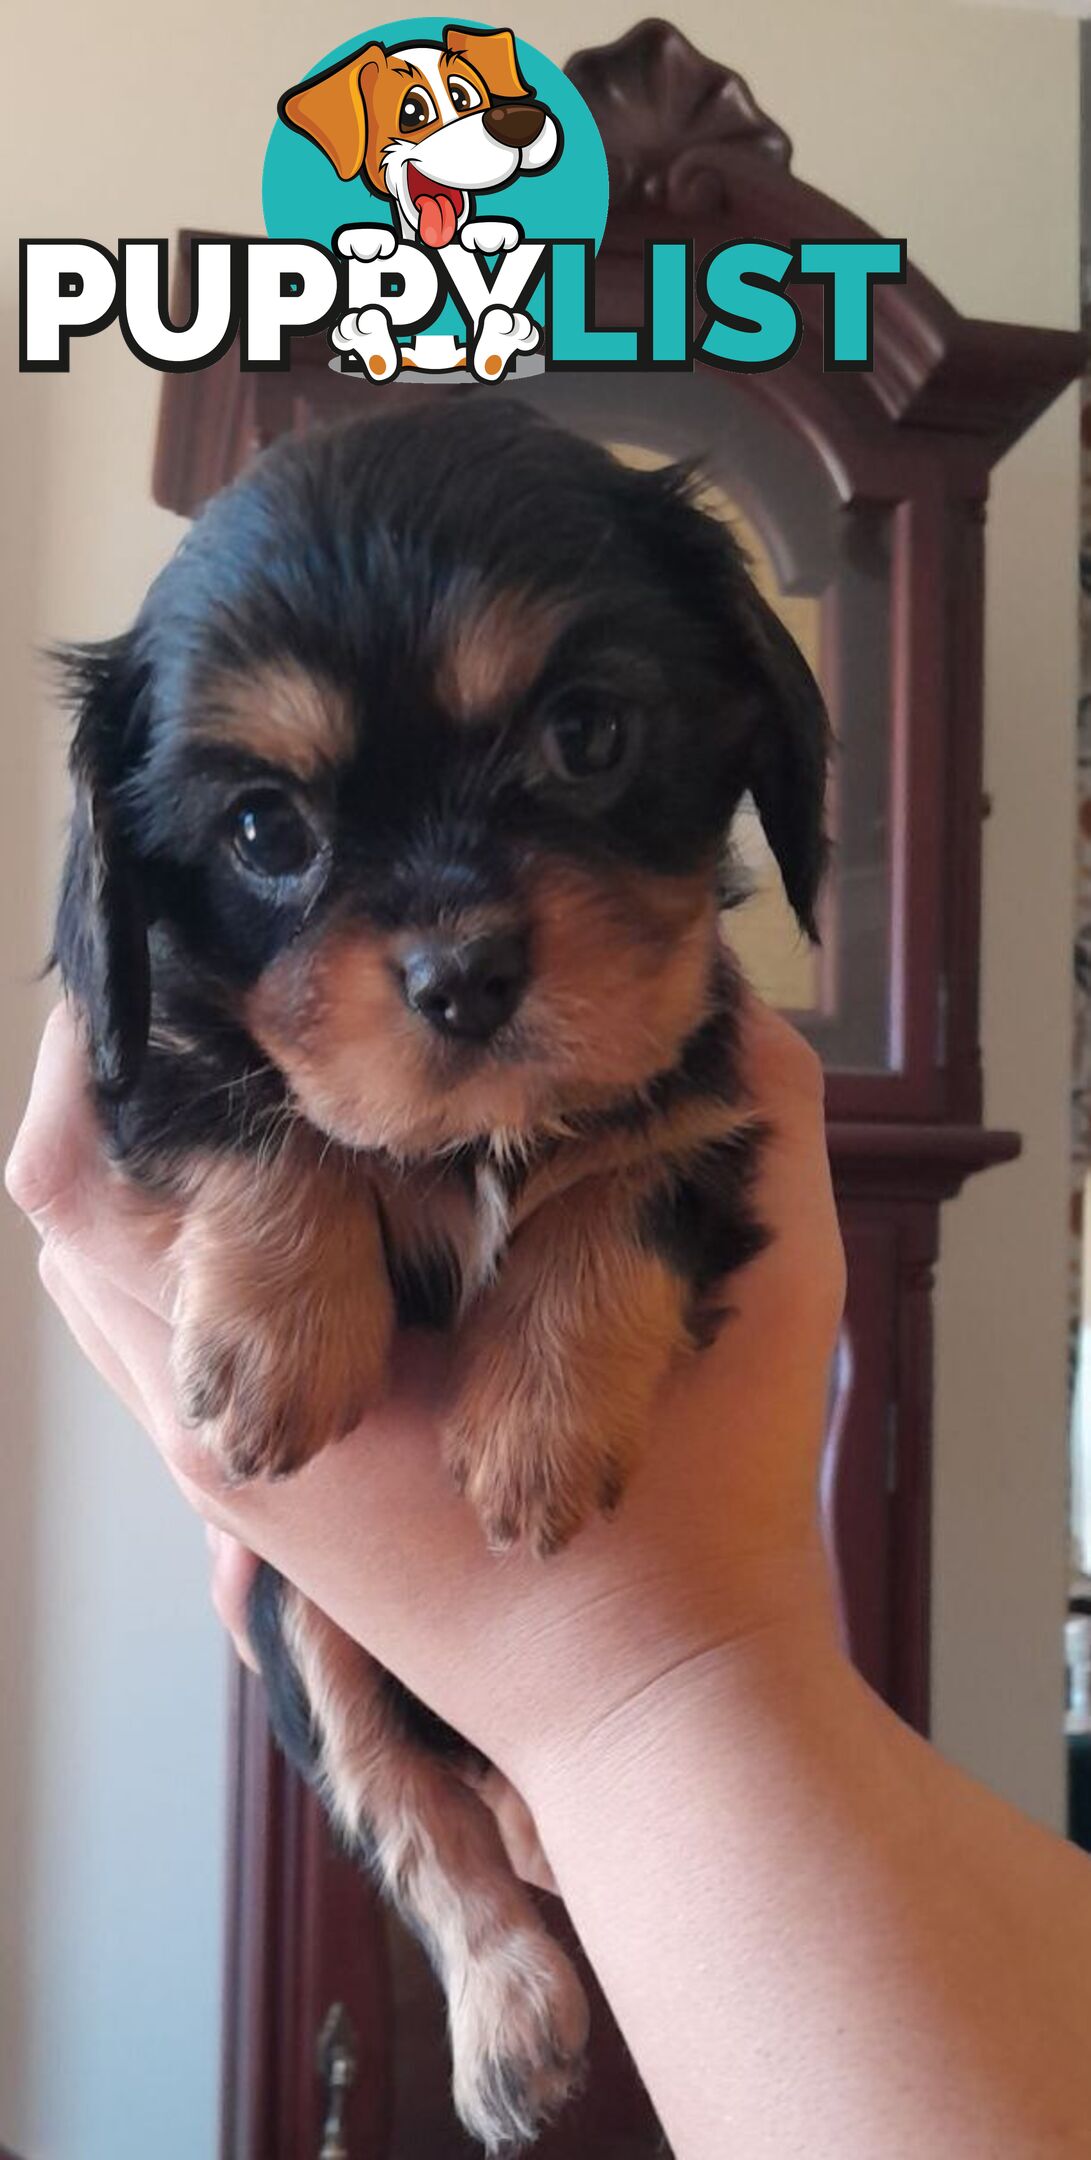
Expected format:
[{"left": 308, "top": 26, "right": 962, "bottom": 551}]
[
  {"left": 472, "top": 1768, "right": 559, "bottom": 1895},
  {"left": 695, "top": 989, "right": 845, "bottom": 1357},
  {"left": 7, "top": 1002, "right": 98, "bottom": 1223},
  {"left": 44, "top": 1240, "right": 263, "bottom": 1674},
  {"left": 38, "top": 1236, "right": 154, "bottom": 1433},
  {"left": 735, "top": 983, "right": 826, "bottom": 1109},
  {"left": 206, "top": 1528, "right": 260, "bottom": 1672},
  {"left": 36, "top": 1234, "right": 230, "bottom": 1502},
  {"left": 7, "top": 1004, "right": 178, "bottom": 1315}
]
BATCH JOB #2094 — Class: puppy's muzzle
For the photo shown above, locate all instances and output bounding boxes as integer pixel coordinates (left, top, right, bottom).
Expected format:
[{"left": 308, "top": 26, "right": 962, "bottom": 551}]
[
  {"left": 482, "top": 102, "right": 547, "bottom": 151},
  {"left": 399, "top": 930, "right": 529, "bottom": 1044}
]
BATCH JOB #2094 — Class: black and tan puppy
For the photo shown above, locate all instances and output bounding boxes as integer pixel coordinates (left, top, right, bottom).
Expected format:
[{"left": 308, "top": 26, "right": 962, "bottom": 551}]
[{"left": 53, "top": 401, "right": 827, "bottom": 2150}]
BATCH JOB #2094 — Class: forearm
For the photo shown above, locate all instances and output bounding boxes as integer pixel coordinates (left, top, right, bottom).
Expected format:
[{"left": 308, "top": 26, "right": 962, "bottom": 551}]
[{"left": 519, "top": 1613, "right": 1091, "bottom": 2160}]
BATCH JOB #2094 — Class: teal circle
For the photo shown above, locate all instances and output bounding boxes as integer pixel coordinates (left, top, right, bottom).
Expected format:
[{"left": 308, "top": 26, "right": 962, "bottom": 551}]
[{"left": 262, "top": 18, "right": 609, "bottom": 337}]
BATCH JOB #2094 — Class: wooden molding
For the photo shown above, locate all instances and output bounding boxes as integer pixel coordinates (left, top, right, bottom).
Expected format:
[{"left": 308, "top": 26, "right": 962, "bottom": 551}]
[
  {"left": 562, "top": 19, "right": 1086, "bottom": 461},
  {"left": 566, "top": 17, "right": 792, "bottom": 206},
  {"left": 829, "top": 1122, "right": 1022, "bottom": 1203}
]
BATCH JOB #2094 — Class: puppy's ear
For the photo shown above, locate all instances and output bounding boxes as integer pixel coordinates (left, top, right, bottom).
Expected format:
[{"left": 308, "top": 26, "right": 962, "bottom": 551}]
[
  {"left": 734, "top": 586, "right": 830, "bottom": 942},
  {"left": 627, "top": 463, "right": 830, "bottom": 942},
  {"left": 278, "top": 45, "right": 383, "bottom": 182},
  {"left": 53, "top": 635, "right": 151, "bottom": 1097},
  {"left": 443, "top": 25, "right": 533, "bottom": 101}
]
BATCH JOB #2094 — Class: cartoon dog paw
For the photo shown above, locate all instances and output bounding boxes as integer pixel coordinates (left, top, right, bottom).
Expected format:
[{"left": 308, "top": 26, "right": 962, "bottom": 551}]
[
  {"left": 331, "top": 306, "right": 401, "bottom": 380},
  {"left": 336, "top": 225, "right": 398, "bottom": 264},
  {"left": 459, "top": 219, "right": 523, "bottom": 256},
  {"left": 470, "top": 305, "right": 539, "bottom": 383}
]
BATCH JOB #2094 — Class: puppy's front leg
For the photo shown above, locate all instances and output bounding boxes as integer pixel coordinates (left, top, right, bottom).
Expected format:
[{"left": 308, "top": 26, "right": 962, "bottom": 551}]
[
  {"left": 172, "top": 1133, "right": 394, "bottom": 1481},
  {"left": 446, "top": 1179, "right": 692, "bottom": 1555}
]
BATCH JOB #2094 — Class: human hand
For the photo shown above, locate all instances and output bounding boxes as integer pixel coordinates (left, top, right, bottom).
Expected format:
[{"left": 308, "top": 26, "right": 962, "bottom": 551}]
[{"left": 7, "top": 994, "right": 845, "bottom": 1796}]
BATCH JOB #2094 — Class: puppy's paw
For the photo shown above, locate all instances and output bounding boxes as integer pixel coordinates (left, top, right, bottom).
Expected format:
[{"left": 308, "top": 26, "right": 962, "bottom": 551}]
[
  {"left": 450, "top": 1928, "right": 589, "bottom": 2154},
  {"left": 461, "top": 1444, "right": 629, "bottom": 1557},
  {"left": 331, "top": 306, "right": 401, "bottom": 379},
  {"left": 174, "top": 1273, "right": 394, "bottom": 1482},
  {"left": 459, "top": 218, "right": 522, "bottom": 255},
  {"left": 445, "top": 1386, "right": 633, "bottom": 1557},
  {"left": 336, "top": 224, "right": 397, "bottom": 263},
  {"left": 469, "top": 305, "right": 539, "bottom": 384}
]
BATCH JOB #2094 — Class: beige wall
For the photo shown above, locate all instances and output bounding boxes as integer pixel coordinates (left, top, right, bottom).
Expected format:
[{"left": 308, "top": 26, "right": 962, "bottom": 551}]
[{"left": 0, "top": 2, "right": 1079, "bottom": 2151}]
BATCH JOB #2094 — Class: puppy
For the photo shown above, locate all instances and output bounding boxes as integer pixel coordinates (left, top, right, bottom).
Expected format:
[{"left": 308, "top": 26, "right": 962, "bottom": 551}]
[
  {"left": 280, "top": 25, "right": 559, "bottom": 380},
  {"left": 53, "top": 401, "right": 827, "bottom": 2151}
]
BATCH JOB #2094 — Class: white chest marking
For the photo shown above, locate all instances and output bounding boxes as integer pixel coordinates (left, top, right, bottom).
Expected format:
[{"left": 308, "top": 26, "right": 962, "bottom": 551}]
[{"left": 464, "top": 1166, "right": 510, "bottom": 1303}]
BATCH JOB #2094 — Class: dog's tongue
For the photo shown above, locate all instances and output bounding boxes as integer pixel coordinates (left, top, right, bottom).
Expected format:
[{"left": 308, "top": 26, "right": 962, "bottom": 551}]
[{"left": 419, "top": 190, "right": 457, "bottom": 249}]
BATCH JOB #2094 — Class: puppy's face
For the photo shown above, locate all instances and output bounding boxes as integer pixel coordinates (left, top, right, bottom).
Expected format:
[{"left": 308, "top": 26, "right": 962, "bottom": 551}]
[{"left": 59, "top": 406, "right": 827, "bottom": 1160}]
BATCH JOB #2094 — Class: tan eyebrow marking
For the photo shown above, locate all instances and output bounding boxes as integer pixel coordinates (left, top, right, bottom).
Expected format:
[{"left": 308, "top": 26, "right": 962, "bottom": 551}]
[
  {"left": 440, "top": 50, "right": 487, "bottom": 87},
  {"left": 436, "top": 587, "right": 574, "bottom": 724},
  {"left": 191, "top": 663, "right": 355, "bottom": 778}
]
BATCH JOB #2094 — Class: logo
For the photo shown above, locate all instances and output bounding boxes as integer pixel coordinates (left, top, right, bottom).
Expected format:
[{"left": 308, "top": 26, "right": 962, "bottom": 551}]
[
  {"left": 265, "top": 19, "right": 606, "bottom": 383},
  {"left": 19, "top": 18, "right": 906, "bottom": 379}
]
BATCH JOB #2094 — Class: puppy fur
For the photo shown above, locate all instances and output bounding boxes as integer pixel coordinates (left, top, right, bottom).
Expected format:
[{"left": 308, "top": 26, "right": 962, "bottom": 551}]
[{"left": 53, "top": 400, "right": 828, "bottom": 2150}]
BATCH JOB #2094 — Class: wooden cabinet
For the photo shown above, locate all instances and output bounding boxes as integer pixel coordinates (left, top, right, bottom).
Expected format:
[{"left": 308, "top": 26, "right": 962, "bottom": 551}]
[{"left": 152, "top": 23, "right": 1084, "bottom": 2155}]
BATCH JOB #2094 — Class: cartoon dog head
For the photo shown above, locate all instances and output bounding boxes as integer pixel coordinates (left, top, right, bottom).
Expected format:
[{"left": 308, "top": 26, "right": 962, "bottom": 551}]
[{"left": 279, "top": 25, "right": 561, "bottom": 250}]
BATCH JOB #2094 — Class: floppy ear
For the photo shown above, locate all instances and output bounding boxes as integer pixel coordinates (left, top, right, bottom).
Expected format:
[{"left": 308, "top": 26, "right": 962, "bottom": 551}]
[
  {"left": 443, "top": 24, "right": 533, "bottom": 101},
  {"left": 735, "top": 586, "right": 830, "bottom": 942},
  {"left": 278, "top": 44, "right": 384, "bottom": 182},
  {"left": 52, "top": 635, "right": 151, "bottom": 1097},
  {"left": 625, "top": 462, "right": 830, "bottom": 941}
]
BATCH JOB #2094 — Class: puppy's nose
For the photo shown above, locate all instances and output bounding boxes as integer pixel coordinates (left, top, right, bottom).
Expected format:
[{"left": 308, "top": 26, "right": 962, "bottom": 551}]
[
  {"left": 399, "top": 931, "right": 528, "bottom": 1043},
  {"left": 482, "top": 101, "right": 546, "bottom": 150}
]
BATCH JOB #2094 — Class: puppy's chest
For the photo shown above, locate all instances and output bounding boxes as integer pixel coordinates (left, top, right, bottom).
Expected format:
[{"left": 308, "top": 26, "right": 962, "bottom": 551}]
[{"left": 375, "top": 1156, "right": 519, "bottom": 1331}]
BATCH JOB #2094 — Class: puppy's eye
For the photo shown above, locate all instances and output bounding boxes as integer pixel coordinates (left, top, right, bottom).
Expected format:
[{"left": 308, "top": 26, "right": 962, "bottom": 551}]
[
  {"left": 447, "top": 76, "right": 482, "bottom": 115},
  {"left": 540, "top": 712, "right": 630, "bottom": 783},
  {"left": 230, "top": 792, "right": 318, "bottom": 881},
  {"left": 399, "top": 88, "right": 437, "bottom": 132}
]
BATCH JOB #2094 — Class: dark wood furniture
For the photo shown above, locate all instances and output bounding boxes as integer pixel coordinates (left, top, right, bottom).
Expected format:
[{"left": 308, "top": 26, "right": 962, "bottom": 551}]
[{"left": 152, "top": 22, "right": 1085, "bottom": 2154}]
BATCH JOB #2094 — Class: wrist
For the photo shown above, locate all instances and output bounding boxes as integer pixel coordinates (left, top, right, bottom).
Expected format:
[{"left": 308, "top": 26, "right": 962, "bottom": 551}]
[
  {"left": 504, "top": 1582, "right": 857, "bottom": 2072},
  {"left": 493, "top": 1534, "right": 842, "bottom": 1810}
]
